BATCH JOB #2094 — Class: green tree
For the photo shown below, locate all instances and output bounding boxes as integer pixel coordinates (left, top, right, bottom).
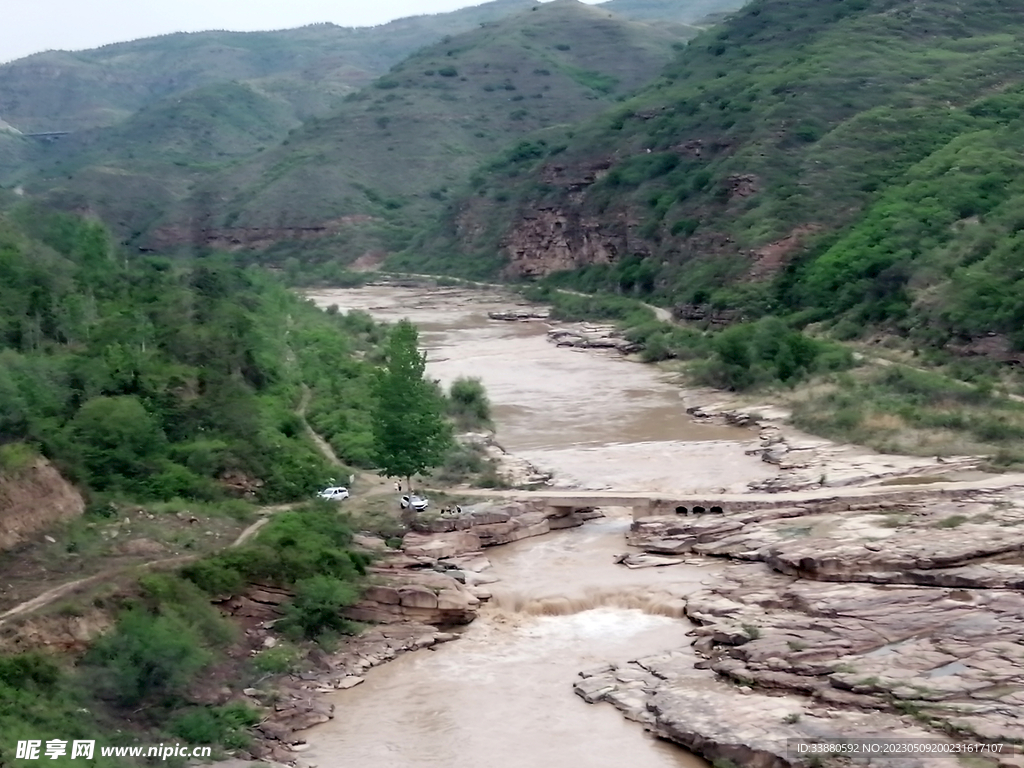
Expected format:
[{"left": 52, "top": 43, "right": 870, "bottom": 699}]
[
  {"left": 370, "top": 320, "right": 452, "bottom": 490},
  {"left": 65, "top": 395, "right": 167, "bottom": 490}
]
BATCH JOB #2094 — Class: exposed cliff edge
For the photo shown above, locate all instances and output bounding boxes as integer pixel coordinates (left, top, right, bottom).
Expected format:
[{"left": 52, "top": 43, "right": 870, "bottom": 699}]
[{"left": 0, "top": 455, "right": 85, "bottom": 550}]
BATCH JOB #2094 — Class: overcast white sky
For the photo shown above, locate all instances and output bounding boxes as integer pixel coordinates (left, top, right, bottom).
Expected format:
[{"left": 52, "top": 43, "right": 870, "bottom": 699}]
[{"left": 2, "top": 0, "right": 604, "bottom": 64}]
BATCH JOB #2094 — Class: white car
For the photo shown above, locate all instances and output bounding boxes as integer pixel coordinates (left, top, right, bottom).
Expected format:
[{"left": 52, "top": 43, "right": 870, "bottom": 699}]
[
  {"left": 400, "top": 494, "right": 429, "bottom": 511},
  {"left": 318, "top": 486, "right": 350, "bottom": 501}
]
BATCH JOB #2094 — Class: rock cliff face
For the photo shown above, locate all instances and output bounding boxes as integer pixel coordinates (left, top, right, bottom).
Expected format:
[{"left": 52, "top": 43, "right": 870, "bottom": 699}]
[
  {"left": 501, "top": 206, "right": 626, "bottom": 279},
  {"left": 0, "top": 456, "right": 85, "bottom": 551}
]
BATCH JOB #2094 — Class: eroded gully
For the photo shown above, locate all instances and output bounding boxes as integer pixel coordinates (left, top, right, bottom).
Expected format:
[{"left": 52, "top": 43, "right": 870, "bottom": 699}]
[{"left": 302, "top": 285, "right": 778, "bottom": 768}]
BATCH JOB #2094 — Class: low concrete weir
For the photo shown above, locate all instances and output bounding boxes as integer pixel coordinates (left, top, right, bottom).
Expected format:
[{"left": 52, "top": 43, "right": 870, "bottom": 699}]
[{"left": 452, "top": 472, "right": 1024, "bottom": 520}]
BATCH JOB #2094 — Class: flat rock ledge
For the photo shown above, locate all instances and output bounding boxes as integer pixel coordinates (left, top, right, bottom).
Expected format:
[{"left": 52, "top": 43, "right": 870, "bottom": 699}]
[
  {"left": 546, "top": 324, "right": 641, "bottom": 355},
  {"left": 576, "top": 656, "right": 1000, "bottom": 768},
  {"left": 582, "top": 487, "right": 1024, "bottom": 766},
  {"left": 402, "top": 499, "right": 599, "bottom": 559}
]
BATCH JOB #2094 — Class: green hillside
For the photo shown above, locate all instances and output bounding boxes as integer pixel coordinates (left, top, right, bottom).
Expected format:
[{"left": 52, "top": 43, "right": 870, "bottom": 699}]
[
  {"left": 602, "top": 0, "right": 741, "bottom": 26},
  {"left": 0, "top": 0, "right": 741, "bottom": 135},
  {"left": 0, "top": 204, "right": 384, "bottom": 502},
  {"left": 0, "top": 132, "right": 26, "bottom": 185},
  {"left": 125, "top": 0, "right": 691, "bottom": 264},
  {"left": 0, "top": 0, "right": 537, "bottom": 133},
  {"left": 23, "top": 80, "right": 304, "bottom": 224},
  {"left": 423, "top": 0, "right": 1024, "bottom": 348}
]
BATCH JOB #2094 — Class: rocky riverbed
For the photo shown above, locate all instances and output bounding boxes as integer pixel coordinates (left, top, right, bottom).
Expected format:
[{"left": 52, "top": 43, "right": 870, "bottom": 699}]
[
  {"left": 685, "top": 400, "right": 984, "bottom": 493},
  {"left": 589, "top": 485, "right": 1024, "bottom": 767},
  {"left": 242, "top": 499, "right": 604, "bottom": 763}
]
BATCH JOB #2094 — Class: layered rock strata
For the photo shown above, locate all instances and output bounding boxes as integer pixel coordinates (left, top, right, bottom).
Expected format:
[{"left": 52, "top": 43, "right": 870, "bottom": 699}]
[{"left": 581, "top": 486, "right": 1024, "bottom": 766}]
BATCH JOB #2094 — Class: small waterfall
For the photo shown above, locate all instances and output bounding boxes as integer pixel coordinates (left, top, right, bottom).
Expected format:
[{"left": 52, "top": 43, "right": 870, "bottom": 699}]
[{"left": 490, "top": 586, "right": 689, "bottom": 619}]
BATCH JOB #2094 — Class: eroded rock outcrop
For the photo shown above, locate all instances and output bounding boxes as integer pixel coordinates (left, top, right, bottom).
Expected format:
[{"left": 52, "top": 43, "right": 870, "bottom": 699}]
[
  {"left": 604, "top": 485, "right": 1024, "bottom": 760},
  {"left": 546, "top": 325, "right": 641, "bottom": 354},
  {"left": 402, "top": 500, "right": 590, "bottom": 558},
  {"left": 577, "top": 654, "right": 985, "bottom": 768},
  {"left": 0, "top": 456, "right": 85, "bottom": 550},
  {"left": 501, "top": 207, "right": 626, "bottom": 279}
]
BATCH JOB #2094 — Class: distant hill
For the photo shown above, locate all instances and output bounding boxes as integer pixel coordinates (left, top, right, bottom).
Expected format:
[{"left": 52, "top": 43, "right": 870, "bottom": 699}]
[
  {"left": 417, "top": 0, "right": 1024, "bottom": 348},
  {"left": 22, "top": 0, "right": 708, "bottom": 262},
  {"left": 601, "top": 0, "right": 738, "bottom": 25},
  {"left": 0, "top": 0, "right": 743, "bottom": 136},
  {"left": 0, "top": 0, "right": 538, "bottom": 134},
  {"left": 167, "top": 1, "right": 684, "bottom": 242},
  {"left": 5, "top": 0, "right": 743, "bottom": 263}
]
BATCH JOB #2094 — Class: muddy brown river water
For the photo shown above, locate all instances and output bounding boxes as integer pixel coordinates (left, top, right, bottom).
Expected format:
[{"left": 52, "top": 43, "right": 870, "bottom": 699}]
[{"left": 301, "top": 286, "right": 778, "bottom": 768}]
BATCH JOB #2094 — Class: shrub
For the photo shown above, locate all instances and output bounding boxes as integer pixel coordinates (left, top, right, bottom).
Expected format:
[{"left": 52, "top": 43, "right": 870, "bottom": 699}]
[
  {"left": 280, "top": 575, "right": 361, "bottom": 640},
  {"left": 84, "top": 609, "right": 213, "bottom": 706},
  {"left": 253, "top": 643, "right": 303, "bottom": 674},
  {"left": 170, "top": 702, "right": 261, "bottom": 749},
  {"left": 448, "top": 377, "right": 492, "bottom": 429}
]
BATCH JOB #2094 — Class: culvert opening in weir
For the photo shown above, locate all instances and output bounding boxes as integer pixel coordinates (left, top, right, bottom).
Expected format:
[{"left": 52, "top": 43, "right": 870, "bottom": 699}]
[
  {"left": 675, "top": 506, "right": 688, "bottom": 515},
  {"left": 692, "top": 506, "right": 706, "bottom": 514},
  {"left": 490, "top": 588, "right": 689, "bottom": 619}
]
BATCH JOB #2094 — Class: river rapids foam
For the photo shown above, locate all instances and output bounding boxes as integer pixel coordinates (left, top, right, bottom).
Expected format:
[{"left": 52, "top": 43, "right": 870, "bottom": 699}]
[{"left": 490, "top": 587, "right": 689, "bottom": 618}]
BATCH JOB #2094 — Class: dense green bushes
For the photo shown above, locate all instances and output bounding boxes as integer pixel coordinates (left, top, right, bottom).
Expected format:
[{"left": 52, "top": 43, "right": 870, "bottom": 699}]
[
  {"left": 183, "top": 506, "right": 368, "bottom": 640},
  {"left": 697, "top": 318, "right": 854, "bottom": 391},
  {"left": 82, "top": 573, "right": 235, "bottom": 707},
  {"left": 628, "top": 315, "right": 853, "bottom": 391},
  {"left": 0, "top": 206, "right": 383, "bottom": 503},
  {"left": 294, "top": 308, "right": 383, "bottom": 469},
  {"left": 0, "top": 653, "right": 126, "bottom": 768}
]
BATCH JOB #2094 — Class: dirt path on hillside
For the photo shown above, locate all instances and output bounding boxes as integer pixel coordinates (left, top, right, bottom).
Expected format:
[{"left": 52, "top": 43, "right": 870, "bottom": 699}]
[
  {"left": 0, "top": 503, "right": 300, "bottom": 629},
  {"left": 0, "top": 382, "right": 353, "bottom": 630}
]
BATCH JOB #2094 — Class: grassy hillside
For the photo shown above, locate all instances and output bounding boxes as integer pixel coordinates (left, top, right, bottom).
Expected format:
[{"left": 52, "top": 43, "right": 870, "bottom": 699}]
[
  {"left": 0, "top": 0, "right": 541, "bottom": 133},
  {"left": 423, "top": 0, "right": 1024, "bottom": 347},
  {"left": 0, "top": 132, "right": 26, "bottom": 185},
  {"left": 124, "top": 0, "right": 690, "bottom": 265},
  {"left": 21, "top": 80, "right": 305, "bottom": 234}
]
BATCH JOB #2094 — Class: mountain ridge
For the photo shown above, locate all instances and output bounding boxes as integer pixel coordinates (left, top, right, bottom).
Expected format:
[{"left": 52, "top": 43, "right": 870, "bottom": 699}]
[
  {"left": 413, "top": 0, "right": 1024, "bottom": 349},
  {"left": 18, "top": 0, "right": 724, "bottom": 266}
]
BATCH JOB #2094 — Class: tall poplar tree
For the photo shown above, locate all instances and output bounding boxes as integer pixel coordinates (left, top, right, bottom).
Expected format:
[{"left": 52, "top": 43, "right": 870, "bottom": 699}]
[{"left": 370, "top": 319, "right": 452, "bottom": 491}]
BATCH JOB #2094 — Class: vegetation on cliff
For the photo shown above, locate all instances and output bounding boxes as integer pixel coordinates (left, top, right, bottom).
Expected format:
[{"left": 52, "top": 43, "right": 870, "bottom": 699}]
[{"left": 430, "top": 0, "right": 1024, "bottom": 354}]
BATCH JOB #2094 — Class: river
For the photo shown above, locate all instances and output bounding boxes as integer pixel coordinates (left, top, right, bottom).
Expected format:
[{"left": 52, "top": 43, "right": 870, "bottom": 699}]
[{"left": 301, "top": 285, "right": 777, "bottom": 768}]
